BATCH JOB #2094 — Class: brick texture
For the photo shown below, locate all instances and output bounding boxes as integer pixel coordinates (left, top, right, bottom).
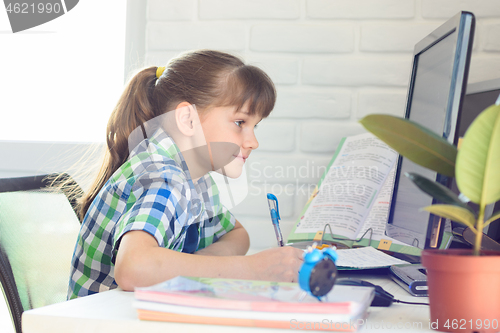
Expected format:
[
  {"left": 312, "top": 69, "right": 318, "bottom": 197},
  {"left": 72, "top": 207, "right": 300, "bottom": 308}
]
[
  {"left": 231, "top": 184, "right": 295, "bottom": 218},
  {"left": 306, "top": 0, "right": 415, "bottom": 19},
  {"left": 302, "top": 56, "right": 411, "bottom": 86},
  {"left": 468, "top": 55, "right": 500, "bottom": 83},
  {"left": 422, "top": 0, "right": 500, "bottom": 19},
  {"left": 254, "top": 120, "right": 296, "bottom": 152},
  {"left": 247, "top": 153, "right": 332, "bottom": 184},
  {"left": 300, "top": 121, "right": 367, "bottom": 153},
  {"left": 361, "top": 23, "right": 438, "bottom": 52},
  {"left": 484, "top": 24, "right": 500, "bottom": 51},
  {"left": 357, "top": 90, "right": 407, "bottom": 118},
  {"left": 148, "top": 0, "right": 195, "bottom": 21},
  {"left": 147, "top": 23, "right": 245, "bottom": 51},
  {"left": 251, "top": 24, "right": 355, "bottom": 53},
  {"left": 199, "top": 0, "right": 300, "bottom": 20},
  {"left": 271, "top": 88, "right": 351, "bottom": 119},
  {"left": 246, "top": 56, "right": 299, "bottom": 85}
]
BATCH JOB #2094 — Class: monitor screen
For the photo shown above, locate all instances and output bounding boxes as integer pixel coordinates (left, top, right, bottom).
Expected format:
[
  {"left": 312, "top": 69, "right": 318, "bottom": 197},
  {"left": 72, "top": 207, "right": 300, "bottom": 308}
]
[
  {"left": 450, "top": 79, "right": 500, "bottom": 243},
  {"left": 385, "top": 12, "right": 475, "bottom": 249},
  {"left": 462, "top": 79, "right": 500, "bottom": 128}
]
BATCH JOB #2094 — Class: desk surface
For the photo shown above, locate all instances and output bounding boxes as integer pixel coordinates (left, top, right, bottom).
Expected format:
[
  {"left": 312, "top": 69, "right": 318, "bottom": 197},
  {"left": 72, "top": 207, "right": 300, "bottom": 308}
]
[{"left": 22, "top": 273, "right": 435, "bottom": 333}]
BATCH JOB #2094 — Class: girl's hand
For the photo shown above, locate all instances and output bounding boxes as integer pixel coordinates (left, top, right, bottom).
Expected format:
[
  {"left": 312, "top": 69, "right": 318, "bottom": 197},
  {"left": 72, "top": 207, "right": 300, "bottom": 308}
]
[{"left": 246, "top": 246, "right": 304, "bottom": 283}]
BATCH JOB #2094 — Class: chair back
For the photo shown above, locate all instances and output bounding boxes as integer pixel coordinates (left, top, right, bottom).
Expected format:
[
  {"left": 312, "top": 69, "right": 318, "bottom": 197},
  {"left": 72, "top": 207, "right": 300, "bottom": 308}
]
[{"left": 0, "top": 173, "right": 82, "bottom": 333}]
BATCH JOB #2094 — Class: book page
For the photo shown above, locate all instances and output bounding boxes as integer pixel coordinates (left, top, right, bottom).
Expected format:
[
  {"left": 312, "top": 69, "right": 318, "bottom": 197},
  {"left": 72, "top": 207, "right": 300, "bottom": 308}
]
[
  {"left": 294, "top": 133, "right": 397, "bottom": 239},
  {"left": 357, "top": 166, "right": 415, "bottom": 247},
  {"left": 357, "top": 166, "right": 395, "bottom": 239}
]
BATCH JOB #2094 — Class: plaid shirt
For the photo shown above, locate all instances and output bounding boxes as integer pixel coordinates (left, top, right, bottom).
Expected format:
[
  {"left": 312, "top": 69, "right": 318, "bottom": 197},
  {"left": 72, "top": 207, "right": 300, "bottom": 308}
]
[{"left": 68, "top": 129, "right": 236, "bottom": 299}]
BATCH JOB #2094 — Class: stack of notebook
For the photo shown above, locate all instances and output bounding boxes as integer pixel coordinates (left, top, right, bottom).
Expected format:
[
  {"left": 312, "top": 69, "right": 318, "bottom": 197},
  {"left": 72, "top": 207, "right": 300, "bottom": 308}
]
[{"left": 133, "top": 276, "right": 374, "bottom": 331}]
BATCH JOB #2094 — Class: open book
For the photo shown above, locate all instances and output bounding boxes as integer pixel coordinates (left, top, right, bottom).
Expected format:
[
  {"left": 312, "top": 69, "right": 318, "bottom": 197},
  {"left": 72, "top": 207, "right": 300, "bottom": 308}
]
[
  {"left": 134, "top": 276, "right": 374, "bottom": 331},
  {"left": 287, "top": 133, "right": 424, "bottom": 256}
]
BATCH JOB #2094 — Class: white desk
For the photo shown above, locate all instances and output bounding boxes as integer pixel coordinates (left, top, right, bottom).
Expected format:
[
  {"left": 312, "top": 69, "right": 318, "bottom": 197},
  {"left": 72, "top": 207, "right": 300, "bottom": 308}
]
[{"left": 22, "top": 273, "right": 435, "bottom": 333}]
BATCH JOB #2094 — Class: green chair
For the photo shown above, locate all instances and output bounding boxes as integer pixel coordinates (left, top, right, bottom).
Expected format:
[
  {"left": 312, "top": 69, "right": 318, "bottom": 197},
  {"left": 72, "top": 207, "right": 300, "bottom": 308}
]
[{"left": 0, "top": 173, "right": 82, "bottom": 333}]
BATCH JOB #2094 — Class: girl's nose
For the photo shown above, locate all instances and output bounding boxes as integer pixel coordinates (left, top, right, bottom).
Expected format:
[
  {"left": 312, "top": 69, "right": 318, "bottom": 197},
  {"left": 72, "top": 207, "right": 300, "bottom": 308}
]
[{"left": 244, "top": 130, "right": 259, "bottom": 150}]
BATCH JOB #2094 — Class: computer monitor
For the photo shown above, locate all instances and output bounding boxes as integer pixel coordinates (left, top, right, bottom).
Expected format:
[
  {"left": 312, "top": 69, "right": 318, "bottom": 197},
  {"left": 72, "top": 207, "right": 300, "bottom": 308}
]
[
  {"left": 385, "top": 12, "right": 475, "bottom": 249},
  {"left": 449, "top": 79, "right": 500, "bottom": 244},
  {"left": 463, "top": 79, "right": 500, "bottom": 126}
]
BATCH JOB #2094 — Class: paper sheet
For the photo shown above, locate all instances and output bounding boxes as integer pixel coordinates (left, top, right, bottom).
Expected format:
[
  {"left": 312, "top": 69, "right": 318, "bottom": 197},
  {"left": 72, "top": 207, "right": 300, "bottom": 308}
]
[{"left": 335, "top": 246, "right": 409, "bottom": 269}]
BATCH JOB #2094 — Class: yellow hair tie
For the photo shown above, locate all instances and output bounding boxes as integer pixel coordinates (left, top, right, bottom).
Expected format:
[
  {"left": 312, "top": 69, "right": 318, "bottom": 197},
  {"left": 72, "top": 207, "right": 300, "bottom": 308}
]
[{"left": 156, "top": 66, "right": 166, "bottom": 79}]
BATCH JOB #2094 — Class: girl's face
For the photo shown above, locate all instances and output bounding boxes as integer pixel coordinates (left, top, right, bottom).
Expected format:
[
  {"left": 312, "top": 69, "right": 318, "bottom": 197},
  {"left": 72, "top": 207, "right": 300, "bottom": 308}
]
[{"left": 199, "top": 104, "right": 261, "bottom": 178}]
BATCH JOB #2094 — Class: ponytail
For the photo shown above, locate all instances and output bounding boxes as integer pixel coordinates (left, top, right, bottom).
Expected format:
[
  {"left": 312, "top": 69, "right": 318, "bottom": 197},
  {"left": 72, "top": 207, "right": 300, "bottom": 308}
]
[{"left": 79, "top": 67, "right": 158, "bottom": 220}]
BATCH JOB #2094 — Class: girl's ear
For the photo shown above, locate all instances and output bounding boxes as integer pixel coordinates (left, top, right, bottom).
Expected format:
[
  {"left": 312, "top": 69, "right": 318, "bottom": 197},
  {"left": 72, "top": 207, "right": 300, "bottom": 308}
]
[{"left": 174, "top": 102, "right": 197, "bottom": 137}]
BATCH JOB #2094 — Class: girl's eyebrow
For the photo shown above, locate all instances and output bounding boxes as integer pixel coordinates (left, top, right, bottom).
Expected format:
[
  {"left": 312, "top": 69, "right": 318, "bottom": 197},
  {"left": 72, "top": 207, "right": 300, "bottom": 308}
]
[
  {"left": 233, "top": 109, "right": 262, "bottom": 124},
  {"left": 234, "top": 109, "right": 250, "bottom": 116}
]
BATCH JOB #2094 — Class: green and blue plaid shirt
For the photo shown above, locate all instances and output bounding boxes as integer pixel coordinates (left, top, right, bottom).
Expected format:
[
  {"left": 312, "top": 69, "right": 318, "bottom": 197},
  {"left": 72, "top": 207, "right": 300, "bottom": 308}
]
[{"left": 68, "top": 129, "right": 235, "bottom": 299}]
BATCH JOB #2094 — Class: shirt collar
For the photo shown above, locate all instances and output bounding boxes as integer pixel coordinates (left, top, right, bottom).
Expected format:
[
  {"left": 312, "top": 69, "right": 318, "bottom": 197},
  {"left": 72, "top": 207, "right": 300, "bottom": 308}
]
[
  {"left": 148, "top": 127, "right": 193, "bottom": 180},
  {"left": 149, "top": 127, "right": 213, "bottom": 209}
]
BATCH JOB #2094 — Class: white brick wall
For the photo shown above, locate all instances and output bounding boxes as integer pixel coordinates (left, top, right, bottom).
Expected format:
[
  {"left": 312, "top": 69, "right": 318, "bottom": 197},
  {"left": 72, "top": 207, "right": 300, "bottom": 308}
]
[
  {"left": 246, "top": 56, "right": 299, "bottom": 85},
  {"left": 360, "top": 23, "right": 438, "bottom": 52},
  {"left": 199, "top": 0, "right": 301, "bottom": 20},
  {"left": 250, "top": 24, "right": 355, "bottom": 53},
  {"left": 302, "top": 56, "right": 411, "bottom": 86},
  {"left": 421, "top": 0, "right": 500, "bottom": 19},
  {"left": 272, "top": 87, "right": 351, "bottom": 118},
  {"left": 148, "top": 0, "right": 195, "bottom": 21},
  {"left": 141, "top": 0, "right": 500, "bottom": 249},
  {"left": 484, "top": 24, "right": 500, "bottom": 51},
  {"left": 254, "top": 120, "right": 296, "bottom": 152},
  {"left": 148, "top": 23, "right": 246, "bottom": 51},
  {"left": 300, "top": 121, "right": 366, "bottom": 153},
  {"left": 306, "top": 0, "right": 415, "bottom": 19},
  {"left": 357, "top": 89, "right": 407, "bottom": 118}
]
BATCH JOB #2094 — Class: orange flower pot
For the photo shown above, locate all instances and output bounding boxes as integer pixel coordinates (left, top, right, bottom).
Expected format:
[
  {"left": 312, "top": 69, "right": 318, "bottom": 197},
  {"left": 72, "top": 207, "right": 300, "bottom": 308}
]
[{"left": 422, "top": 249, "right": 500, "bottom": 333}]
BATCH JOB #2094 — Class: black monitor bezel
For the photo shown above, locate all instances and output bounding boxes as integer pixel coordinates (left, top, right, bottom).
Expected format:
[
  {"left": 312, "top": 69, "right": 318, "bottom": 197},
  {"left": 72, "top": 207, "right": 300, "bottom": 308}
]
[{"left": 386, "top": 11, "right": 475, "bottom": 249}]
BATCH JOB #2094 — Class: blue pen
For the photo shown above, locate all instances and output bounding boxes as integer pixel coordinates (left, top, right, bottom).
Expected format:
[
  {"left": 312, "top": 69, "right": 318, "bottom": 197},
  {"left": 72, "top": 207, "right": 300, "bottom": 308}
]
[{"left": 267, "top": 193, "right": 284, "bottom": 247}]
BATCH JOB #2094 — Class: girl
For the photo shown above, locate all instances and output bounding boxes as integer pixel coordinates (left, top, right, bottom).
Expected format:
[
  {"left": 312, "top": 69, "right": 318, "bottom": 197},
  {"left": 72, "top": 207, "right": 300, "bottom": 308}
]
[{"left": 68, "top": 50, "right": 303, "bottom": 299}]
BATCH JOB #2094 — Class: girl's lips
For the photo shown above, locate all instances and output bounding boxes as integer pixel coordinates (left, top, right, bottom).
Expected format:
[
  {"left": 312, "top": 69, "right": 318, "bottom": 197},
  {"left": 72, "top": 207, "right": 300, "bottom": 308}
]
[{"left": 234, "top": 155, "right": 248, "bottom": 162}]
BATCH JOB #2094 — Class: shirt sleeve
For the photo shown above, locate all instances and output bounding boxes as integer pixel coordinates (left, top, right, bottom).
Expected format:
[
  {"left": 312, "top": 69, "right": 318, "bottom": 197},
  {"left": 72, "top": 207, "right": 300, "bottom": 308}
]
[
  {"left": 197, "top": 204, "right": 236, "bottom": 250},
  {"left": 213, "top": 204, "right": 236, "bottom": 239},
  {"left": 111, "top": 171, "right": 195, "bottom": 262},
  {"left": 196, "top": 174, "right": 236, "bottom": 250}
]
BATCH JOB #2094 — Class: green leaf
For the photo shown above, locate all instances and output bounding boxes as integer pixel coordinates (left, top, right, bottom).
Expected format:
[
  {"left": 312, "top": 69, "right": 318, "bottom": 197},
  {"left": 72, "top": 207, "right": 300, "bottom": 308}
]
[
  {"left": 422, "top": 204, "right": 476, "bottom": 229},
  {"left": 359, "top": 114, "right": 457, "bottom": 177},
  {"left": 485, "top": 210, "right": 500, "bottom": 228},
  {"left": 456, "top": 104, "right": 500, "bottom": 205},
  {"left": 405, "top": 172, "right": 475, "bottom": 214}
]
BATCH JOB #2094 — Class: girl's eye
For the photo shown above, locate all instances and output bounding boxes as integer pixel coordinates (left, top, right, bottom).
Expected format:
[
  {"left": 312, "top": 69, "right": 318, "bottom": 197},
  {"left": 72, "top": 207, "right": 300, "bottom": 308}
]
[{"left": 234, "top": 120, "right": 244, "bottom": 127}]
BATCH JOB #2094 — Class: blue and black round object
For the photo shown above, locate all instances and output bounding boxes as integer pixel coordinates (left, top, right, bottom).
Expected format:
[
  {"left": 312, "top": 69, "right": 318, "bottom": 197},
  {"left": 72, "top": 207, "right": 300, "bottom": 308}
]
[{"left": 298, "top": 247, "right": 338, "bottom": 298}]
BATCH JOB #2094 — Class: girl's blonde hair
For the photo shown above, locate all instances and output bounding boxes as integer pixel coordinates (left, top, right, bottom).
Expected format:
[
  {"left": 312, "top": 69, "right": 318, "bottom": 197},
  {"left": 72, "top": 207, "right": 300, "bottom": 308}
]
[{"left": 77, "top": 49, "right": 276, "bottom": 220}]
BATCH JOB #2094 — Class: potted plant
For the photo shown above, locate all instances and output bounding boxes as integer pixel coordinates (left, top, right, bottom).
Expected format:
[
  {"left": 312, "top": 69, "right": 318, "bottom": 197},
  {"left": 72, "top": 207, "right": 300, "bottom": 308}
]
[{"left": 360, "top": 102, "right": 500, "bottom": 333}]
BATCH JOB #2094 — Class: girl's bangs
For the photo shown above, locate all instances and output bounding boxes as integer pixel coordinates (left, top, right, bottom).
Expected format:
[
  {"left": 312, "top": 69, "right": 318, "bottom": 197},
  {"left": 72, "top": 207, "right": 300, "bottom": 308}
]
[{"left": 219, "top": 65, "right": 276, "bottom": 118}]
